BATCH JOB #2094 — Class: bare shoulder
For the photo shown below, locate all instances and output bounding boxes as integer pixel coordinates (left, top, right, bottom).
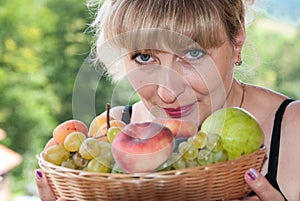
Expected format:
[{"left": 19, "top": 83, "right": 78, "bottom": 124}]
[
  {"left": 245, "top": 84, "right": 287, "bottom": 104},
  {"left": 243, "top": 84, "right": 287, "bottom": 126},
  {"left": 281, "top": 100, "right": 300, "bottom": 143},
  {"left": 279, "top": 100, "right": 300, "bottom": 200},
  {"left": 284, "top": 99, "right": 300, "bottom": 120},
  {"left": 282, "top": 100, "right": 300, "bottom": 138}
]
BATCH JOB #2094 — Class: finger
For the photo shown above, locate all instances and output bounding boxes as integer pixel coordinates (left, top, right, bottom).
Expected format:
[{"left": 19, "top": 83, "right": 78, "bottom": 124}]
[
  {"left": 245, "top": 168, "right": 284, "bottom": 201},
  {"left": 35, "top": 169, "right": 57, "bottom": 201}
]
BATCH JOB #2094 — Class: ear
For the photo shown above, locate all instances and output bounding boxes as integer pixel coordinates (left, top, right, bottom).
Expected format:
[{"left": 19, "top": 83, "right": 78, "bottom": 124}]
[{"left": 233, "top": 27, "right": 246, "bottom": 63}]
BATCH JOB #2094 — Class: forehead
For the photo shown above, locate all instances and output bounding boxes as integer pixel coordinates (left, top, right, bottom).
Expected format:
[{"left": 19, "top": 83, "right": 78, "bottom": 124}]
[{"left": 103, "top": 29, "right": 206, "bottom": 54}]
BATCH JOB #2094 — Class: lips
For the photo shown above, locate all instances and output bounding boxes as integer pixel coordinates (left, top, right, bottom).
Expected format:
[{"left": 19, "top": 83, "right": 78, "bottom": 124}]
[{"left": 164, "top": 103, "right": 195, "bottom": 118}]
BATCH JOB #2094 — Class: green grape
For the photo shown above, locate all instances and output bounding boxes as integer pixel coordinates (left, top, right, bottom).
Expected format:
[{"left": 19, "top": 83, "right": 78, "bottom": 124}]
[
  {"left": 64, "top": 132, "right": 86, "bottom": 152},
  {"left": 197, "top": 149, "right": 214, "bottom": 165},
  {"left": 192, "top": 132, "right": 207, "bottom": 149},
  {"left": 79, "top": 138, "right": 101, "bottom": 160},
  {"left": 44, "top": 144, "right": 70, "bottom": 166},
  {"left": 213, "top": 149, "right": 228, "bottom": 163},
  {"left": 87, "top": 158, "right": 111, "bottom": 173},
  {"left": 206, "top": 133, "right": 223, "bottom": 153},
  {"left": 157, "top": 160, "right": 172, "bottom": 171},
  {"left": 172, "top": 157, "right": 186, "bottom": 169},
  {"left": 178, "top": 141, "right": 189, "bottom": 154},
  {"left": 61, "top": 158, "right": 77, "bottom": 169},
  {"left": 98, "top": 141, "right": 114, "bottom": 163},
  {"left": 72, "top": 152, "right": 89, "bottom": 168},
  {"left": 183, "top": 145, "right": 198, "bottom": 161},
  {"left": 170, "top": 152, "right": 183, "bottom": 162},
  {"left": 107, "top": 127, "right": 122, "bottom": 143},
  {"left": 185, "top": 159, "right": 198, "bottom": 168},
  {"left": 187, "top": 137, "right": 194, "bottom": 145},
  {"left": 157, "top": 152, "right": 185, "bottom": 171},
  {"left": 91, "top": 142, "right": 115, "bottom": 170},
  {"left": 111, "top": 163, "right": 124, "bottom": 174},
  {"left": 157, "top": 152, "right": 179, "bottom": 171},
  {"left": 94, "top": 155, "right": 113, "bottom": 169}
]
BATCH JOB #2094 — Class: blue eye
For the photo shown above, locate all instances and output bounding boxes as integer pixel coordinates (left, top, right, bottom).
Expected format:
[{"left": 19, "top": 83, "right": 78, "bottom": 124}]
[
  {"left": 184, "top": 49, "right": 205, "bottom": 60},
  {"left": 133, "top": 53, "right": 155, "bottom": 64}
]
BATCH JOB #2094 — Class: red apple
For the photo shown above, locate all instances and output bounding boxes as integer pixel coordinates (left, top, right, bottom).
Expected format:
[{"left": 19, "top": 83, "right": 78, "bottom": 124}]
[
  {"left": 111, "top": 122, "right": 175, "bottom": 173},
  {"left": 154, "top": 119, "right": 197, "bottom": 138}
]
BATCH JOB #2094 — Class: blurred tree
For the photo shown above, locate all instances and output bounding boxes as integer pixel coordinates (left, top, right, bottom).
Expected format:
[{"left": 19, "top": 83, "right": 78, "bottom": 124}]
[
  {"left": 0, "top": 0, "right": 122, "bottom": 195},
  {"left": 0, "top": 0, "right": 59, "bottom": 193},
  {"left": 237, "top": 14, "right": 300, "bottom": 99}
]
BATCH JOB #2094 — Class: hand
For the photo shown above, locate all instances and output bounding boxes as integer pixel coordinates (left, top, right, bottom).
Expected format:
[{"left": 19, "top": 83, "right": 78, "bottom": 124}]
[
  {"left": 231, "top": 168, "right": 285, "bottom": 201},
  {"left": 35, "top": 169, "right": 66, "bottom": 201}
]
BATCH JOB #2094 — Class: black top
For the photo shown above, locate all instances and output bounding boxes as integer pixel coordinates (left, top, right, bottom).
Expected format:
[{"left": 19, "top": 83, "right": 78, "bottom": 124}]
[
  {"left": 121, "top": 99, "right": 295, "bottom": 200},
  {"left": 121, "top": 105, "right": 132, "bottom": 124},
  {"left": 265, "top": 98, "right": 294, "bottom": 200}
]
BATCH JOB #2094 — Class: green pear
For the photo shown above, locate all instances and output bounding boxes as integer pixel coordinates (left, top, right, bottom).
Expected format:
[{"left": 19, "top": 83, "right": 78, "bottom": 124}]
[{"left": 201, "top": 107, "right": 264, "bottom": 160}]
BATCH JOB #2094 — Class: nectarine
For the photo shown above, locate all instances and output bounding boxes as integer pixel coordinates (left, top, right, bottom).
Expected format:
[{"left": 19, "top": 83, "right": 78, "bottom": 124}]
[{"left": 112, "top": 122, "right": 175, "bottom": 173}]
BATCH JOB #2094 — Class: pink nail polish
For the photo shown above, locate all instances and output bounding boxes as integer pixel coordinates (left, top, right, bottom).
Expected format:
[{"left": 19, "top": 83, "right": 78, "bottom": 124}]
[
  {"left": 247, "top": 168, "right": 258, "bottom": 181},
  {"left": 36, "top": 170, "right": 43, "bottom": 180}
]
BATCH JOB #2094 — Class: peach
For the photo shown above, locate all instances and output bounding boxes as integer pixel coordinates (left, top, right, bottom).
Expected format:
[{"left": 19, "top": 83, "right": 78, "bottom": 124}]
[
  {"left": 97, "top": 120, "right": 126, "bottom": 138},
  {"left": 154, "top": 119, "right": 197, "bottom": 138},
  {"left": 53, "top": 120, "right": 88, "bottom": 144},
  {"left": 88, "top": 112, "right": 115, "bottom": 138},
  {"left": 43, "top": 137, "right": 60, "bottom": 150},
  {"left": 112, "top": 122, "right": 174, "bottom": 173}
]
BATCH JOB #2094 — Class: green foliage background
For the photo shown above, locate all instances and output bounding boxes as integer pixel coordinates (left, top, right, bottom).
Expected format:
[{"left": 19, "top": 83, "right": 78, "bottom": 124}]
[{"left": 0, "top": 0, "right": 299, "bottom": 198}]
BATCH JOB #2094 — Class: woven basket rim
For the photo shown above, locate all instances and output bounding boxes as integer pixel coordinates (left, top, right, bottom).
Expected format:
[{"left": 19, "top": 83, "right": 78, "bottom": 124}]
[
  {"left": 37, "top": 146, "right": 266, "bottom": 179},
  {"left": 37, "top": 146, "right": 267, "bottom": 201}
]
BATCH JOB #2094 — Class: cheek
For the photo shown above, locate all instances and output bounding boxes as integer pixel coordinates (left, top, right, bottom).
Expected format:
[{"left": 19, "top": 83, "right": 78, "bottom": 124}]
[
  {"left": 187, "top": 58, "right": 225, "bottom": 96},
  {"left": 208, "top": 45, "right": 235, "bottom": 84},
  {"left": 126, "top": 66, "right": 160, "bottom": 94},
  {"left": 124, "top": 66, "right": 158, "bottom": 100}
]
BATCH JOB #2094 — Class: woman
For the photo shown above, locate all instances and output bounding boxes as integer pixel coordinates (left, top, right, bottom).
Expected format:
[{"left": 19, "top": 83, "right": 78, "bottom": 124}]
[{"left": 36, "top": 0, "right": 300, "bottom": 200}]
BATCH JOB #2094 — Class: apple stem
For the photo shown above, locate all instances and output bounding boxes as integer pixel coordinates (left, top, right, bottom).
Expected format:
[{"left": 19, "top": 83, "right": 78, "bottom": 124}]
[{"left": 106, "top": 103, "right": 111, "bottom": 131}]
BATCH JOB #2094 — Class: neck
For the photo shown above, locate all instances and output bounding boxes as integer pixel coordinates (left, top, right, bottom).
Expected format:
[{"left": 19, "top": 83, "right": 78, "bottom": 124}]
[{"left": 225, "top": 79, "right": 245, "bottom": 108}]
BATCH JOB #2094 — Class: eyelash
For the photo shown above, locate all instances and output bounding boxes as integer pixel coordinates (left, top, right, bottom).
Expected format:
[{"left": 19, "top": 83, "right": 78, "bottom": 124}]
[
  {"left": 131, "top": 49, "right": 206, "bottom": 65},
  {"left": 131, "top": 52, "right": 156, "bottom": 64},
  {"left": 183, "top": 49, "right": 206, "bottom": 61}
]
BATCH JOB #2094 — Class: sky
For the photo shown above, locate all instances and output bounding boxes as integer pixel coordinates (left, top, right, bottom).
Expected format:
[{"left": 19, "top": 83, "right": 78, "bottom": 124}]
[{"left": 255, "top": 0, "right": 300, "bottom": 26}]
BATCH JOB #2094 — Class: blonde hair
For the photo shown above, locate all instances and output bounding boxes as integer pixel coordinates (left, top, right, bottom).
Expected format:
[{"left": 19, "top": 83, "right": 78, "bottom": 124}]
[{"left": 89, "top": 0, "right": 255, "bottom": 81}]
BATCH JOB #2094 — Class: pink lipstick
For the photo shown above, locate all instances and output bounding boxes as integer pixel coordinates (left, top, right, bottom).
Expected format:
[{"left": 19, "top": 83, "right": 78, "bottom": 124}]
[{"left": 164, "top": 103, "right": 195, "bottom": 118}]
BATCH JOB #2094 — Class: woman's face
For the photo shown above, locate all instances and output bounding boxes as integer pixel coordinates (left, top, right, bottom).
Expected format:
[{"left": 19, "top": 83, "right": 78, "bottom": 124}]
[{"left": 121, "top": 33, "right": 236, "bottom": 128}]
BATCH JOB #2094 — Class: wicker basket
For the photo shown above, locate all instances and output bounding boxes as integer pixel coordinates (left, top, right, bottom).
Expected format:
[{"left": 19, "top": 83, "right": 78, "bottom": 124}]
[{"left": 37, "top": 147, "right": 266, "bottom": 201}]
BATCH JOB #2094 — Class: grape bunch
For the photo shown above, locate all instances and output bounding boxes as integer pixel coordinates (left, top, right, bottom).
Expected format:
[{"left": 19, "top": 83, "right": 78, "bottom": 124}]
[
  {"left": 158, "top": 131, "right": 229, "bottom": 171},
  {"left": 43, "top": 131, "right": 116, "bottom": 173}
]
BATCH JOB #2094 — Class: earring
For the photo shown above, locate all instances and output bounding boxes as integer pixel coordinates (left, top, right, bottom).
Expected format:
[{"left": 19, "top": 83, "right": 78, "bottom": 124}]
[
  {"left": 235, "top": 60, "right": 243, "bottom": 66},
  {"left": 235, "top": 52, "right": 243, "bottom": 66}
]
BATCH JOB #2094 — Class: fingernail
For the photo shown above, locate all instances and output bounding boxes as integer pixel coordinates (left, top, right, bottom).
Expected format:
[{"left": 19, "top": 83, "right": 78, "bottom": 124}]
[
  {"left": 36, "top": 170, "right": 43, "bottom": 180},
  {"left": 247, "top": 168, "right": 258, "bottom": 181}
]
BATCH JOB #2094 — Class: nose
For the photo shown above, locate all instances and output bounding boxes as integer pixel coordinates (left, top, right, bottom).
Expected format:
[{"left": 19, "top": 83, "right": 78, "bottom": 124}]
[
  {"left": 157, "top": 85, "right": 177, "bottom": 103},
  {"left": 157, "top": 59, "right": 185, "bottom": 103}
]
